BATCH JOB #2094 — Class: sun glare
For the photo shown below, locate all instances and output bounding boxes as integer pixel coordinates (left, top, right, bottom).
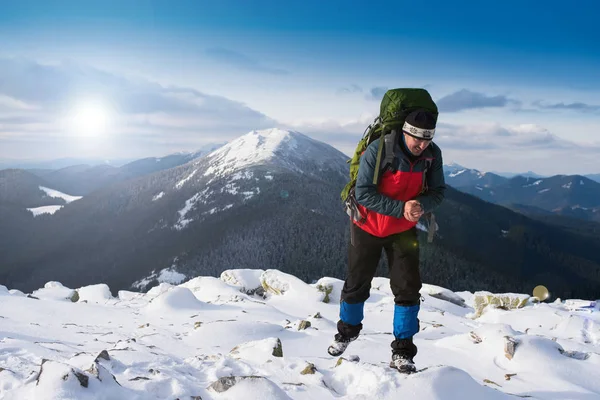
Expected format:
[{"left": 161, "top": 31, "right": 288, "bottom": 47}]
[{"left": 68, "top": 102, "right": 111, "bottom": 136}]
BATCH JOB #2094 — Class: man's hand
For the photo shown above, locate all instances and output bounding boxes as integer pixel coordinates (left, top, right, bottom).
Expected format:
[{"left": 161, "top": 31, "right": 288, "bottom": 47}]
[{"left": 403, "top": 200, "right": 423, "bottom": 222}]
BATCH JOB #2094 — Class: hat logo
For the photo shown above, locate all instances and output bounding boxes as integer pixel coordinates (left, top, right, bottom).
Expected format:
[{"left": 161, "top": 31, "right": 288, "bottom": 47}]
[{"left": 403, "top": 121, "right": 435, "bottom": 139}]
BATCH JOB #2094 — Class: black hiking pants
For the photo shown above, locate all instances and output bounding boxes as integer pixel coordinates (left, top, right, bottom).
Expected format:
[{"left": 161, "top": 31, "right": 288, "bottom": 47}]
[{"left": 338, "top": 223, "right": 422, "bottom": 357}]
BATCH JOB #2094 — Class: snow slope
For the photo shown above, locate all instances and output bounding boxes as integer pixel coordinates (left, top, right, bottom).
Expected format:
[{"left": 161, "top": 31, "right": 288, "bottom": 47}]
[
  {"left": 26, "top": 205, "right": 64, "bottom": 216},
  {"left": 26, "top": 186, "right": 83, "bottom": 216},
  {"left": 39, "top": 186, "right": 83, "bottom": 203},
  {"left": 0, "top": 269, "right": 598, "bottom": 399}
]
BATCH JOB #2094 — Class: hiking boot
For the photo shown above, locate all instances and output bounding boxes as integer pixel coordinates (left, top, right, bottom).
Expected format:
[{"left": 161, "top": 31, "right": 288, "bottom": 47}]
[
  {"left": 327, "top": 333, "right": 358, "bottom": 356},
  {"left": 390, "top": 352, "right": 417, "bottom": 374}
]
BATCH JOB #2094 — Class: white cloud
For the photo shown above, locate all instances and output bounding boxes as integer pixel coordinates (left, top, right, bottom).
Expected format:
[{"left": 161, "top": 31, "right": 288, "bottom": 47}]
[
  {"left": 434, "top": 122, "right": 600, "bottom": 175},
  {"left": 0, "top": 57, "right": 277, "bottom": 159},
  {"left": 437, "top": 89, "right": 520, "bottom": 112}
]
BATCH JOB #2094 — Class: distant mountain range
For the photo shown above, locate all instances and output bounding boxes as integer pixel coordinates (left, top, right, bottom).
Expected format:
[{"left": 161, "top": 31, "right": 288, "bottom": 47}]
[
  {"left": 444, "top": 164, "right": 600, "bottom": 222},
  {"left": 586, "top": 173, "right": 600, "bottom": 183},
  {"left": 1, "top": 130, "right": 600, "bottom": 301},
  {"left": 445, "top": 162, "right": 600, "bottom": 183},
  {"left": 23, "top": 144, "right": 225, "bottom": 196},
  {"left": 492, "top": 170, "right": 547, "bottom": 179},
  {"left": 0, "top": 157, "right": 137, "bottom": 170}
]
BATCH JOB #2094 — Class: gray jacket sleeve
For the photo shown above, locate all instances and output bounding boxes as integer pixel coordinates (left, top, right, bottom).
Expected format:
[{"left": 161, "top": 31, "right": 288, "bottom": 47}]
[
  {"left": 415, "top": 143, "right": 446, "bottom": 214},
  {"left": 354, "top": 139, "right": 405, "bottom": 218}
]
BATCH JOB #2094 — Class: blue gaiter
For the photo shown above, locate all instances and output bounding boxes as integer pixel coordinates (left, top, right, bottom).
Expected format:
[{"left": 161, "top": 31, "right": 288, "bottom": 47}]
[
  {"left": 340, "top": 301, "right": 364, "bottom": 326},
  {"left": 393, "top": 304, "right": 420, "bottom": 339}
]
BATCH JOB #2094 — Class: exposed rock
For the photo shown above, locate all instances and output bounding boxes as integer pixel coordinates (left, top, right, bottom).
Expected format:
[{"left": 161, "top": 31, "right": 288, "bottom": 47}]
[
  {"left": 505, "top": 373, "right": 517, "bottom": 381},
  {"left": 300, "top": 363, "right": 317, "bottom": 375},
  {"left": 37, "top": 360, "right": 89, "bottom": 388},
  {"left": 316, "top": 284, "right": 333, "bottom": 303},
  {"left": 70, "top": 290, "right": 80, "bottom": 302},
  {"left": 129, "top": 376, "right": 151, "bottom": 381},
  {"left": 483, "top": 378, "right": 501, "bottom": 387},
  {"left": 253, "top": 286, "right": 265, "bottom": 298},
  {"left": 230, "top": 337, "right": 283, "bottom": 360},
  {"left": 559, "top": 349, "right": 590, "bottom": 360},
  {"left": 94, "top": 350, "right": 110, "bottom": 362},
  {"left": 208, "top": 376, "right": 264, "bottom": 393},
  {"left": 194, "top": 321, "right": 202, "bottom": 329},
  {"left": 429, "top": 292, "right": 466, "bottom": 308},
  {"left": 35, "top": 359, "right": 50, "bottom": 385},
  {"left": 473, "top": 292, "right": 529, "bottom": 318},
  {"left": 298, "top": 320, "right": 311, "bottom": 331},
  {"left": 85, "top": 363, "right": 99, "bottom": 378},
  {"left": 470, "top": 331, "right": 483, "bottom": 344},
  {"left": 260, "top": 272, "right": 288, "bottom": 295},
  {"left": 220, "top": 269, "right": 264, "bottom": 295},
  {"left": 272, "top": 338, "right": 283, "bottom": 357},
  {"left": 313, "top": 312, "right": 322, "bottom": 319},
  {"left": 73, "top": 371, "right": 89, "bottom": 387},
  {"left": 504, "top": 336, "right": 519, "bottom": 360}
]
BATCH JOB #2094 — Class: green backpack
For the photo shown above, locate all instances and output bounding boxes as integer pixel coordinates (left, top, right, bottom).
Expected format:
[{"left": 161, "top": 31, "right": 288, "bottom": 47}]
[{"left": 341, "top": 88, "right": 438, "bottom": 207}]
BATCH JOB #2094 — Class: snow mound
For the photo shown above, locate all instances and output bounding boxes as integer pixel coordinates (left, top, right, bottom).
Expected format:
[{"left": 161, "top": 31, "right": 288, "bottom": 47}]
[
  {"left": 44, "top": 281, "right": 66, "bottom": 289},
  {"left": 312, "top": 277, "right": 344, "bottom": 304},
  {"left": 76, "top": 284, "right": 113, "bottom": 303},
  {"left": 208, "top": 375, "right": 292, "bottom": 400},
  {"left": 220, "top": 269, "right": 265, "bottom": 295},
  {"left": 421, "top": 284, "right": 467, "bottom": 308},
  {"left": 191, "top": 321, "right": 286, "bottom": 351},
  {"left": 3, "top": 360, "right": 143, "bottom": 400},
  {"left": 371, "top": 277, "right": 393, "bottom": 295},
  {"left": 145, "top": 287, "right": 205, "bottom": 312},
  {"left": 145, "top": 282, "right": 174, "bottom": 298},
  {"left": 327, "top": 362, "right": 509, "bottom": 399},
  {"left": 229, "top": 337, "right": 283, "bottom": 364},
  {"left": 260, "top": 270, "right": 323, "bottom": 302},
  {"left": 180, "top": 276, "right": 245, "bottom": 303},
  {"left": 117, "top": 290, "right": 145, "bottom": 301},
  {"left": 32, "top": 282, "right": 78, "bottom": 302}
]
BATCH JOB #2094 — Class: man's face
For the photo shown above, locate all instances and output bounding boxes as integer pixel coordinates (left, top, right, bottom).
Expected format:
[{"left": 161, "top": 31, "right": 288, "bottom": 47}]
[{"left": 403, "top": 133, "right": 431, "bottom": 156}]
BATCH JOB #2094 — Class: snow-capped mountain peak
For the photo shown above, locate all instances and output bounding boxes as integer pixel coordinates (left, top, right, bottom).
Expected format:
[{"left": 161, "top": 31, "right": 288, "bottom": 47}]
[
  {"left": 206, "top": 128, "right": 299, "bottom": 165},
  {"left": 202, "top": 128, "right": 347, "bottom": 178}
]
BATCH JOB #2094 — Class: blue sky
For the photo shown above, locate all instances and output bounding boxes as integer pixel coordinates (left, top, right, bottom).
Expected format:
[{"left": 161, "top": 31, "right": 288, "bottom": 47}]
[{"left": 0, "top": 0, "right": 599, "bottom": 174}]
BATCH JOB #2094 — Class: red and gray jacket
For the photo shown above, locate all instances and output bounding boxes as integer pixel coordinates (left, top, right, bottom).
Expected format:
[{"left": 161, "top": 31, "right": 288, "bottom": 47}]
[{"left": 353, "top": 136, "right": 446, "bottom": 237}]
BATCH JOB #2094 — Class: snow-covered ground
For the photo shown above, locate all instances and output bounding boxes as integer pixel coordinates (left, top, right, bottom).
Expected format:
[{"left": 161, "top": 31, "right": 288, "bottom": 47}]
[
  {"left": 27, "top": 186, "right": 83, "bottom": 216},
  {"left": 26, "top": 205, "right": 64, "bottom": 216},
  {"left": 0, "top": 270, "right": 599, "bottom": 400},
  {"left": 39, "top": 186, "right": 83, "bottom": 203}
]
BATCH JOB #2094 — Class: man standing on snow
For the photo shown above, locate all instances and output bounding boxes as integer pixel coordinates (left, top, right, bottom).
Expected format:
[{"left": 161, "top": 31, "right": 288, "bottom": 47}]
[{"left": 328, "top": 108, "right": 446, "bottom": 374}]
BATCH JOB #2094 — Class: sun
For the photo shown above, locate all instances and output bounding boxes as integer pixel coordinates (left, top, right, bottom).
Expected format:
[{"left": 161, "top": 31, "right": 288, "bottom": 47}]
[{"left": 68, "top": 102, "right": 111, "bottom": 136}]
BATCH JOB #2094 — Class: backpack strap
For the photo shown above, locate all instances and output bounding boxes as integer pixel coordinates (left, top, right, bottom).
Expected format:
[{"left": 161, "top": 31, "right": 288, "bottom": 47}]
[
  {"left": 419, "top": 156, "right": 438, "bottom": 243},
  {"left": 373, "top": 129, "right": 398, "bottom": 185},
  {"left": 421, "top": 158, "right": 434, "bottom": 194}
]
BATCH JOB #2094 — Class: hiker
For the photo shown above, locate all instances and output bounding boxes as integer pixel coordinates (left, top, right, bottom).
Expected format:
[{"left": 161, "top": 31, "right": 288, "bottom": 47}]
[{"left": 329, "top": 89, "right": 446, "bottom": 373}]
